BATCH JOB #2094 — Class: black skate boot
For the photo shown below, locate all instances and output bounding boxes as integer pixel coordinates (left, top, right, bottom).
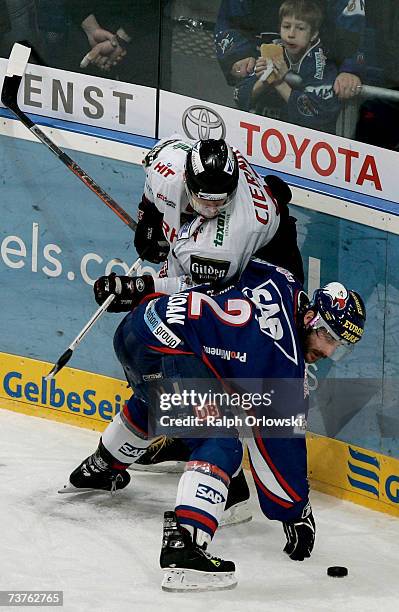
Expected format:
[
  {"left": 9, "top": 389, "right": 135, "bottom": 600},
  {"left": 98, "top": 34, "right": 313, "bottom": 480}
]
[
  {"left": 59, "top": 440, "right": 131, "bottom": 494},
  {"left": 131, "top": 436, "right": 190, "bottom": 473},
  {"left": 160, "top": 511, "right": 237, "bottom": 592},
  {"left": 220, "top": 468, "right": 252, "bottom": 527}
]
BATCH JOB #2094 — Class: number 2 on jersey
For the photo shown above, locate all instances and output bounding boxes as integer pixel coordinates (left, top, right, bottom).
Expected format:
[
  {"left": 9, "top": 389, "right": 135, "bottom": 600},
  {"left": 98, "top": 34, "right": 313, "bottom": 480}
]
[{"left": 188, "top": 292, "right": 252, "bottom": 326}]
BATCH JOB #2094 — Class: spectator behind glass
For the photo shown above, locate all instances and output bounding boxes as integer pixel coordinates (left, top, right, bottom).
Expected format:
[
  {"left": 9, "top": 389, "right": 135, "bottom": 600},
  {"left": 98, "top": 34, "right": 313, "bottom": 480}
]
[
  {"left": 36, "top": 0, "right": 72, "bottom": 68},
  {"left": 330, "top": 0, "right": 399, "bottom": 90},
  {"left": 366, "top": 0, "right": 399, "bottom": 89},
  {"left": 215, "top": 0, "right": 362, "bottom": 100},
  {"left": 354, "top": 1, "right": 399, "bottom": 151},
  {"left": 327, "top": 0, "right": 364, "bottom": 98},
  {"left": 235, "top": 0, "right": 341, "bottom": 134},
  {"left": 215, "top": 0, "right": 280, "bottom": 85},
  {"left": 65, "top": 0, "right": 160, "bottom": 87},
  {"left": 0, "top": 0, "right": 44, "bottom": 59}
]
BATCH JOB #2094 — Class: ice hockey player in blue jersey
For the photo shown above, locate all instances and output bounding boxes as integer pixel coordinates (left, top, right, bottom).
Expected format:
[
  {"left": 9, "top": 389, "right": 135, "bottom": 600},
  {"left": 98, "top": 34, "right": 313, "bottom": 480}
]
[{"left": 63, "top": 259, "right": 366, "bottom": 592}]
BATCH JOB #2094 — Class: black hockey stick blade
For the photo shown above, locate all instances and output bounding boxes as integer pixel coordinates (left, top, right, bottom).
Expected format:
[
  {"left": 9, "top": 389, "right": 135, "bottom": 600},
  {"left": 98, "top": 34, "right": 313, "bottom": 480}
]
[
  {"left": 45, "top": 348, "right": 73, "bottom": 381},
  {"left": 1, "top": 74, "right": 22, "bottom": 109}
]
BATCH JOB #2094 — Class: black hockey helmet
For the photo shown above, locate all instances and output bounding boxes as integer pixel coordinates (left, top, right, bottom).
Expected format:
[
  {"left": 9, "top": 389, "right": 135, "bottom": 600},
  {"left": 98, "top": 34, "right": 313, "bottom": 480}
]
[{"left": 185, "top": 139, "right": 239, "bottom": 209}]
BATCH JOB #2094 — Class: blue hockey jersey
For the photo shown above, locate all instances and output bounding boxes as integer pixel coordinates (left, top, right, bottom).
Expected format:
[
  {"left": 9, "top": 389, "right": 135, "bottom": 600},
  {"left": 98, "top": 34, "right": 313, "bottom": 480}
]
[
  {"left": 131, "top": 259, "right": 306, "bottom": 383},
  {"left": 117, "top": 259, "right": 310, "bottom": 520}
]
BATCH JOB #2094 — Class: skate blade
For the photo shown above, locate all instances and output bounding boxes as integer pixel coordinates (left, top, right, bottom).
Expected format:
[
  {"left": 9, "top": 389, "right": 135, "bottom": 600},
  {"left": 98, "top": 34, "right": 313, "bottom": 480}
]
[
  {"left": 58, "top": 484, "right": 98, "bottom": 494},
  {"left": 161, "top": 569, "right": 237, "bottom": 592},
  {"left": 129, "top": 461, "right": 185, "bottom": 474},
  {"left": 220, "top": 500, "right": 252, "bottom": 528},
  {"left": 57, "top": 484, "right": 115, "bottom": 494}
]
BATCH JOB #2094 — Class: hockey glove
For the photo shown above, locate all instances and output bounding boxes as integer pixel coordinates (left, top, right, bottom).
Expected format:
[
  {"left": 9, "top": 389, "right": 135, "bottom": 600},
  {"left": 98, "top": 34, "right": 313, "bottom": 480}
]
[
  {"left": 282, "top": 502, "right": 316, "bottom": 560},
  {"left": 254, "top": 216, "right": 304, "bottom": 284},
  {"left": 264, "top": 175, "right": 292, "bottom": 213},
  {"left": 134, "top": 196, "right": 170, "bottom": 263},
  {"left": 94, "top": 273, "right": 155, "bottom": 312}
]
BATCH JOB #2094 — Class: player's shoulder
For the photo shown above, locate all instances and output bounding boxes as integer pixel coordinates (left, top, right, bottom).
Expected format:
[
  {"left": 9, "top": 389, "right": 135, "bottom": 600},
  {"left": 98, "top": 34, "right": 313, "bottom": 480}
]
[
  {"left": 233, "top": 150, "right": 275, "bottom": 216},
  {"left": 143, "top": 134, "right": 191, "bottom": 178},
  {"left": 238, "top": 258, "right": 301, "bottom": 297}
]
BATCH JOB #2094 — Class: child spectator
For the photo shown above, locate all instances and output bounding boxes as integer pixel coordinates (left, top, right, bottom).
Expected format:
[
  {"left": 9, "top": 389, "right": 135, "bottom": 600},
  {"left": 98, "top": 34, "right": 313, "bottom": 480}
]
[
  {"left": 235, "top": 0, "right": 341, "bottom": 133},
  {"left": 215, "top": 0, "right": 281, "bottom": 85}
]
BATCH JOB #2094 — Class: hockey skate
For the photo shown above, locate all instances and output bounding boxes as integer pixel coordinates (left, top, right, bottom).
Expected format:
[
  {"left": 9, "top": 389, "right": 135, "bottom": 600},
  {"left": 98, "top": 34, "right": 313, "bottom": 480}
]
[
  {"left": 220, "top": 468, "right": 252, "bottom": 527},
  {"left": 130, "top": 435, "right": 189, "bottom": 473},
  {"left": 59, "top": 441, "right": 131, "bottom": 494},
  {"left": 160, "top": 511, "right": 237, "bottom": 592}
]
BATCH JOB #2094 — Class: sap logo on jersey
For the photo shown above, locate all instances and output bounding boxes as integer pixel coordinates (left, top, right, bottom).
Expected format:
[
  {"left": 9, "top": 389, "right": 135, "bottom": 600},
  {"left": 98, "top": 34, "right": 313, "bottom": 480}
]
[
  {"left": 196, "top": 484, "right": 226, "bottom": 505},
  {"left": 243, "top": 278, "right": 298, "bottom": 365}
]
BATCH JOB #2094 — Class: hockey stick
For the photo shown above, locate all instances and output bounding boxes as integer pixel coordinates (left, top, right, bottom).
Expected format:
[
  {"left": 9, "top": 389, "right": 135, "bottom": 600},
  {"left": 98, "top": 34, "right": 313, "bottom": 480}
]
[
  {"left": 1, "top": 43, "right": 137, "bottom": 232},
  {"left": 45, "top": 256, "right": 143, "bottom": 380}
]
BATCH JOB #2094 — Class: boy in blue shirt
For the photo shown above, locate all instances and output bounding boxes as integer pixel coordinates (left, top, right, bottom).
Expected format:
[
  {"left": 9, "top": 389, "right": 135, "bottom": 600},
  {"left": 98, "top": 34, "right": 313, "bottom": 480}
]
[{"left": 236, "top": 0, "right": 342, "bottom": 133}]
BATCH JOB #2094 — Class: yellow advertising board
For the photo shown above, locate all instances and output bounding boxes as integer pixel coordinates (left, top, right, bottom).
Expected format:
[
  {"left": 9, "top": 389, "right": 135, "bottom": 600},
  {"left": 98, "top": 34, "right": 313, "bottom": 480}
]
[
  {"left": 308, "top": 432, "right": 399, "bottom": 518},
  {"left": 0, "top": 351, "right": 130, "bottom": 432}
]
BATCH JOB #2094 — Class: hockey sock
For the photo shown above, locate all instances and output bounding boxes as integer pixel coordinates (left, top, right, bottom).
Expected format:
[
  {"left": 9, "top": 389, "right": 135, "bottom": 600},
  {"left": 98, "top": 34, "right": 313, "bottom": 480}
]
[
  {"left": 101, "top": 403, "right": 151, "bottom": 464},
  {"left": 175, "top": 461, "right": 230, "bottom": 548}
]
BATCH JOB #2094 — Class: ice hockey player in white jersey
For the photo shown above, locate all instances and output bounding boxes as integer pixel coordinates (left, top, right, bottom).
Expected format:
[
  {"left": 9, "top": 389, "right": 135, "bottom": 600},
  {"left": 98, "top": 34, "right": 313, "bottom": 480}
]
[{"left": 133, "top": 135, "right": 304, "bottom": 294}]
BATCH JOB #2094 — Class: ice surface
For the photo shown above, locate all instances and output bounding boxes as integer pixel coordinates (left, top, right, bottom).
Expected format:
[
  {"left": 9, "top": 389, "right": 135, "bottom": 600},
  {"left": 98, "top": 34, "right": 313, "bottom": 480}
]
[{"left": 1, "top": 408, "right": 398, "bottom": 612}]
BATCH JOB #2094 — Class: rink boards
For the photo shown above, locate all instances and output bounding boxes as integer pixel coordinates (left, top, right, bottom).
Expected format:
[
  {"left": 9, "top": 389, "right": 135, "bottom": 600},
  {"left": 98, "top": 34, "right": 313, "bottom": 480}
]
[
  {"left": 2, "top": 80, "right": 399, "bottom": 522},
  {"left": 1, "top": 350, "right": 399, "bottom": 518}
]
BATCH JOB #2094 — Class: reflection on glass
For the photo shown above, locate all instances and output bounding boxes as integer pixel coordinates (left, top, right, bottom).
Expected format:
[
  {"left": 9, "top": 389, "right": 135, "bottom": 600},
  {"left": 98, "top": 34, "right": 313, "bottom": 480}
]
[{"left": 1, "top": 1, "right": 399, "bottom": 149}]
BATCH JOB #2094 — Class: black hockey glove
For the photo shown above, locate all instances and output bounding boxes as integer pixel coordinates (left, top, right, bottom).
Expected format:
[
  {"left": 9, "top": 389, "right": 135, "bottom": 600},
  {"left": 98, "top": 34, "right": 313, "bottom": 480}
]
[
  {"left": 254, "top": 216, "right": 304, "bottom": 284},
  {"left": 282, "top": 503, "right": 316, "bottom": 561},
  {"left": 134, "top": 196, "right": 170, "bottom": 264},
  {"left": 264, "top": 174, "right": 292, "bottom": 213},
  {"left": 94, "top": 273, "right": 155, "bottom": 312}
]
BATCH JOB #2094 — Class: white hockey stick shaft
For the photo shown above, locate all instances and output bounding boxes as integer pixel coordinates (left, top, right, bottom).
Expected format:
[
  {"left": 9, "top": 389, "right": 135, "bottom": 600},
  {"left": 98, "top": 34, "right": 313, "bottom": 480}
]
[{"left": 45, "top": 257, "right": 143, "bottom": 380}]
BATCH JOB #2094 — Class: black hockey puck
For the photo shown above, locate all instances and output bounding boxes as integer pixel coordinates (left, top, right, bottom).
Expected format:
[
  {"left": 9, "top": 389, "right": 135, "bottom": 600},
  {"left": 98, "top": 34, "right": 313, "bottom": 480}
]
[{"left": 327, "top": 566, "right": 348, "bottom": 577}]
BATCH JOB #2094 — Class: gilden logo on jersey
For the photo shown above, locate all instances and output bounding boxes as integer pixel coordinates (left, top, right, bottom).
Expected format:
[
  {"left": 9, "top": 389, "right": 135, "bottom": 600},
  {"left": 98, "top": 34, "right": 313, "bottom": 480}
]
[
  {"left": 196, "top": 484, "right": 226, "bottom": 505},
  {"left": 190, "top": 255, "right": 230, "bottom": 283}
]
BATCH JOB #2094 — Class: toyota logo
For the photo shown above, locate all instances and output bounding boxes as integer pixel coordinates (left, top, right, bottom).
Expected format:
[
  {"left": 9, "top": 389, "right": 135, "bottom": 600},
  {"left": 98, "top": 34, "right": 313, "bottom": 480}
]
[{"left": 182, "top": 105, "right": 226, "bottom": 140}]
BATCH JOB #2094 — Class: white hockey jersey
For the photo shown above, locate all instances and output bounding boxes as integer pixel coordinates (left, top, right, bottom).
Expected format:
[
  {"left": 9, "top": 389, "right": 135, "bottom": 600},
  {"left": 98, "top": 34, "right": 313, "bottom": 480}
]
[{"left": 142, "top": 136, "right": 280, "bottom": 293}]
